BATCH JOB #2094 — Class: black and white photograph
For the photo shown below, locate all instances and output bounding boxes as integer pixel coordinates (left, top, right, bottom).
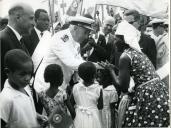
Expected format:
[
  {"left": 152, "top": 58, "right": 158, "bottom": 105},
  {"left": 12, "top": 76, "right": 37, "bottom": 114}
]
[{"left": 0, "top": 0, "right": 170, "bottom": 127}]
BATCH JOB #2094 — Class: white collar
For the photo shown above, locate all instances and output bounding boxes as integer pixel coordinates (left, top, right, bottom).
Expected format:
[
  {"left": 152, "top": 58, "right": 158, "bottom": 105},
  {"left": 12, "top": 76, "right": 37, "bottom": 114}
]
[
  {"left": 4, "top": 79, "right": 32, "bottom": 97},
  {"left": 7, "top": 25, "right": 22, "bottom": 41},
  {"left": 99, "top": 29, "right": 105, "bottom": 36},
  {"left": 98, "top": 30, "right": 110, "bottom": 44},
  {"left": 79, "top": 80, "right": 101, "bottom": 89},
  {"left": 34, "top": 27, "right": 43, "bottom": 39},
  {"left": 104, "top": 85, "right": 115, "bottom": 91},
  {"left": 68, "top": 28, "right": 79, "bottom": 47}
]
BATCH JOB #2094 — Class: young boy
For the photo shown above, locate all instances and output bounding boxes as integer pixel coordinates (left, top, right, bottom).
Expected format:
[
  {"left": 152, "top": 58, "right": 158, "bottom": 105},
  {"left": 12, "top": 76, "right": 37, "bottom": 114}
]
[{"left": 0, "top": 49, "right": 47, "bottom": 128}]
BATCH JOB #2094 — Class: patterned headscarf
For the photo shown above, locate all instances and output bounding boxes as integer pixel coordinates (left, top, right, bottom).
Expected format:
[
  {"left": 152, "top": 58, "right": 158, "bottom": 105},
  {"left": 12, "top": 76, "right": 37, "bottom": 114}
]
[{"left": 115, "top": 20, "right": 142, "bottom": 52}]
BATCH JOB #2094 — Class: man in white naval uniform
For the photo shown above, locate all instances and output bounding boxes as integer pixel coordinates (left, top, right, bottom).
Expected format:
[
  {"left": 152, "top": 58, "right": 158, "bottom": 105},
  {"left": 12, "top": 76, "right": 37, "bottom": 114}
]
[{"left": 34, "top": 16, "right": 94, "bottom": 92}]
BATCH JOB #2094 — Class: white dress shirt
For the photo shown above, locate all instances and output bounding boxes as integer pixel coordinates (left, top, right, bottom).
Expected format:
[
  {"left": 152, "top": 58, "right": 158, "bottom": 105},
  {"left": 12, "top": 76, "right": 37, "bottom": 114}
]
[
  {"left": 0, "top": 80, "right": 39, "bottom": 128},
  {"left": 34, "top": 27, "right": 43, "bottom": 39}
]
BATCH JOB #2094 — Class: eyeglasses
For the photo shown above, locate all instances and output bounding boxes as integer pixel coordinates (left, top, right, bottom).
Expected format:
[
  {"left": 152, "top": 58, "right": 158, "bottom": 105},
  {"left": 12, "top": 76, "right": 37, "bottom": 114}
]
[
  {"left": 128, "top": 21, "right": 136, "bottom": 24},
  {"left": 83, "top": 28, "right": 91, "bottom": 35},
  {"left": 159, "top": 24, "right": 165, "bottom": 27}
]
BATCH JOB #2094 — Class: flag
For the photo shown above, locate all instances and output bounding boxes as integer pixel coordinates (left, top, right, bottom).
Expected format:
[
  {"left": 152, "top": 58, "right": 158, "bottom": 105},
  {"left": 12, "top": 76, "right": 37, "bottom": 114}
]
[
  {"left": 66, "top": 0, "right": 83, "bottom": 16},
  {"left": 96, "top": 0, "right": 168, "bottom": 18},
  {"left": 48, "top": 0, "right": 55, "bottom": 34},
  {"left": 87, "top": 7, "right": 94, "bottom": 15},
  {"left": 54, "top": 0, "right": 58, "bottom": 5}
]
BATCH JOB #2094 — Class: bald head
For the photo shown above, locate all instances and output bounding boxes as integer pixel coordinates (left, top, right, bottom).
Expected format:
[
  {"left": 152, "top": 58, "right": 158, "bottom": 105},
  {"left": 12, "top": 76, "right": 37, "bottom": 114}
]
[
  {"left": 8, "top": 3, "right": 35, "bottom": 35},
  {"left": 102, "top": 16, "right": 115, "bottom": 35},
  {"left": 104, "top": 16, "right": 115, "bottom": 26},
  {"left": 8, "top": 3, "right": 34, "bottom": 17}
]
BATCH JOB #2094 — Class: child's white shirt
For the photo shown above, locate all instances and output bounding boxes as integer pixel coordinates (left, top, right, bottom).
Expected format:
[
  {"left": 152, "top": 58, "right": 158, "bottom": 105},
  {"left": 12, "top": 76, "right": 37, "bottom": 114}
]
[{"left": 0, "top": 79, "right": 39, "bottom": 128}]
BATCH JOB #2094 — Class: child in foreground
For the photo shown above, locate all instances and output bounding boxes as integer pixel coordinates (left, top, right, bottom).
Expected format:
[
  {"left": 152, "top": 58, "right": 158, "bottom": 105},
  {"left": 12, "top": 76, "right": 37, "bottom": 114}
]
[
  {"left": 70, "top": 61, "right": 103, "bottom": 128},
  {"left": 0, "top": 49, "right": 47, "bottom": 128},
  {"left": 97, "top": 68, "right": 118, "bottom": 128},
  {"left": 39, "top": 64, "right": 74, "bottom": 128}
]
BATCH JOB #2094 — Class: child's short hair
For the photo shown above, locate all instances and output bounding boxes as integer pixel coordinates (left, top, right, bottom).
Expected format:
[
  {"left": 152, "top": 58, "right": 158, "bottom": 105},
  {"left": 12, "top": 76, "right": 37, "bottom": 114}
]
[
  {"left": 44, "top": 64, "right": 63, "bottom": 84},
  {"left": 98, "top": 69, "right": 113, "bottom": 85},
  {"left": 78, "top": 62, "right": 96, "bottom": 82},
  {"left": 4, "top": 49, "right": 32, "bottom": 72}
]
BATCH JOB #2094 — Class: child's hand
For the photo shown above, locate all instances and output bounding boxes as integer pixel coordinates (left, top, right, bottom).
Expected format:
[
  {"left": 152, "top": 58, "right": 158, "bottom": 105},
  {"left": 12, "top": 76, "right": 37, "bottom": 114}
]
[
  {"left": 105, "top": 63, "right": 115, "bottom": 71},
  {"left": 97, "top": 61, "right": 115, "bottom": 70},
  {"left": 63, "top": 91, "right": 68, "bottom": 101},
  {"left": 97, "top": 61, "right": 106, "bottom": 68},
  {"left": 37, "top": 114, "right": 49, "bottom": 127},
  {"left": 104, "top": 61, "right": 118, "bottom": 71},
  {"left": 95, "top": 62, "right": 105, "bottom": 69}
]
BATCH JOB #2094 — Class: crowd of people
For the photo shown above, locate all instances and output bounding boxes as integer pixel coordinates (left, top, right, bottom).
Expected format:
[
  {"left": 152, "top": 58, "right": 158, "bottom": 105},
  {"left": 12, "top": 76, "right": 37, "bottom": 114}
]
[{"left": 0, "top": 2, "right": 170, "bottom": 128}]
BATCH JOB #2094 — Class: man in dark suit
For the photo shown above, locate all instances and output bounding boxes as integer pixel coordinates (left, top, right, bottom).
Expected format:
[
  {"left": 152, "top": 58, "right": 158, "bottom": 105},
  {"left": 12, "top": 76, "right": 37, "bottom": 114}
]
[
  {"left": 24, "top": 9, "right": 49, "bottom": 56},
  {"left": 138, "top": 33, "right": 157, "bottom": 68},
  {"left": 0, "top": 3, "right": 35, "bottom": 89},
  {"left": 0, "top": 17, "right": 8, "bottom": 31},
  {"left": 124, "top": 9, "right": 157, "bottom": 68}
]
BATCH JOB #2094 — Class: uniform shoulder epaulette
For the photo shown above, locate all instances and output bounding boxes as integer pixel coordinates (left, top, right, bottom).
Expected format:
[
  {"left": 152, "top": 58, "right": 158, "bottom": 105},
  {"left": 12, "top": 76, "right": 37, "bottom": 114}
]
[{"left": 61, "top": 34, "right": 69, "bottom": 42}]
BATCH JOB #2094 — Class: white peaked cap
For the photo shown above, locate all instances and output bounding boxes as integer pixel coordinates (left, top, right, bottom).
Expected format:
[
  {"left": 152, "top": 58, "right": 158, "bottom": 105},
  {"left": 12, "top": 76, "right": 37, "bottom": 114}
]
[
  {"left": 149, "top": 18, "right": 165, "bottom": 25},
  {"left": 68, "top": 16, "right": 95, "bottom": 30}
]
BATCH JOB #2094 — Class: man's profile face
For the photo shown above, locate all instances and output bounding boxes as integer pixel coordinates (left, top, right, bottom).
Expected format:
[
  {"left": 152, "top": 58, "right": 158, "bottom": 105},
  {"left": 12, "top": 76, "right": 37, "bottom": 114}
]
[
  {"left": 124, "top": 15, "right": 140, "bottom": 30},
  {"left": 36, "top": 12, "right": 49, "bottom": 32},
  {"left": 103, "top": 23, "right": 113, "bottom": 35},
  {"left": 102, "top": 19, "right": 114, "bottom": 35},
  {"left": 145, "top": 26, "right": 152, "bottom": 35},
  {"left": 77, "top": 26, "right": 91, "bottom": 43},
  {"left": 157, "top": 24, "right": 165, "bottom": 35},
  {"left": 19, "top": 9, "right": 35, "bottom": 34}
]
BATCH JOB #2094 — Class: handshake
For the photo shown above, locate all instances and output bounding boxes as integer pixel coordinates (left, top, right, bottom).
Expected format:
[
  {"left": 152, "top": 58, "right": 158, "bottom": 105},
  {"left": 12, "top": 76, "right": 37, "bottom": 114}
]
[
  {"left": 87, "top": 37, "right": 97, "bottom": 47},
  {"left": 97, "top": 61, "right": 118, "bottom": 71},
  {"left": 82, "top": 37, "right": 97, "bottom": 52}
]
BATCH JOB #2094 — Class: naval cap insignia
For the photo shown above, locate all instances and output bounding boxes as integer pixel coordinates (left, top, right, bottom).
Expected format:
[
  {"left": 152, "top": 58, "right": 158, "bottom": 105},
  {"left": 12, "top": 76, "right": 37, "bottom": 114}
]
[{"left": 61, "top": 34, "right": 69, "bottom": 42}]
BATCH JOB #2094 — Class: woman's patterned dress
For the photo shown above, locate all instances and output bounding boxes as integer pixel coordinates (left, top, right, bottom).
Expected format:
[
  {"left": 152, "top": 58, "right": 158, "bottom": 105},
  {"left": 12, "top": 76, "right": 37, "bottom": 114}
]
[{"left": 123, "top": 48, "right": 169, "bottom": 127}]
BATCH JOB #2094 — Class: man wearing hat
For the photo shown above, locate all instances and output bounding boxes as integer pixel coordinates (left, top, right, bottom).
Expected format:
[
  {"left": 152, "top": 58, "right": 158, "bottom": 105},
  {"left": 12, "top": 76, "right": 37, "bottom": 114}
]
[
  {"left": 34, "top": 15, "right": 94, "bottom": 92},
  {"left": 149, "top": 18, "right": 169, "bottom": 70},
  {"left": 149, "top": 19, "right": 165, "bottom": 42},
  {"left": 163, "top": 20, "right": 168, "bottom": 33},
  {"left": 123, "top": 9, "right": 157, "bottom": 68}
]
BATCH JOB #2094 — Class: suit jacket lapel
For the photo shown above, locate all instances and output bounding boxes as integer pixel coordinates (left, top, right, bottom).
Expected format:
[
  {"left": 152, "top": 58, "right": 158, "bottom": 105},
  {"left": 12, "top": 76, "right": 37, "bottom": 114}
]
[
  {"left": 30, "top": 28, "right": 39, "bottom": 44},
  {"left": 97, "top": 34, "right": 106, "bottom": 47},
  {"left": 5, "top": 26, "right": 21, "bottom": 48},
  {"left": 5, "top": 26, "right": 30, "bottom": 55}
]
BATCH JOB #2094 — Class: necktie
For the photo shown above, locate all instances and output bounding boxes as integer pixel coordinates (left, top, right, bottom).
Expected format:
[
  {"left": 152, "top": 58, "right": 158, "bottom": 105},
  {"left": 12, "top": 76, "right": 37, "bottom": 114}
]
[
  {"left": 40, "top": 32, "right": 43, "bottom": 37},
  {"left": 20, "top": 37, "right": 30, "bottom": 55}
]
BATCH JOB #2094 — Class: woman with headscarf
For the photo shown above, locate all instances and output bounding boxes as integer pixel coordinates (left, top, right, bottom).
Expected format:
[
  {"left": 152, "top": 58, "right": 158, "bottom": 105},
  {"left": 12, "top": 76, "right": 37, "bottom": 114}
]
[{"left": 102, "top": 20, "right": 169, "bottom": 127}]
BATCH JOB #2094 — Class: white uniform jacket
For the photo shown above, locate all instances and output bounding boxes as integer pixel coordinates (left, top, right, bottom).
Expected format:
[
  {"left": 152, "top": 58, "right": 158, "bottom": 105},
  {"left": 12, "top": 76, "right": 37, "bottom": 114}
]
[{"left": 34, "top": 28, "right": 85, "bottom": 92}]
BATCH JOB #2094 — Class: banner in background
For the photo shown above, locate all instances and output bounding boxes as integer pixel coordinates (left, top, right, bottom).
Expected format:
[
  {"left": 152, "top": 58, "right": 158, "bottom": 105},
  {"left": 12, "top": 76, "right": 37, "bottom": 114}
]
[
  {"left": 96, "top": 0, "right": 168, "bottom": 19},
  {"left": 66, "top": 0, "right": 83, "bottom": 16}
]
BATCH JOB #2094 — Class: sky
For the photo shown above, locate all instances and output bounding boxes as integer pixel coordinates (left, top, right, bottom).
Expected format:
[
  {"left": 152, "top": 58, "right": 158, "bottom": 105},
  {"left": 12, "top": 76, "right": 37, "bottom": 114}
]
[
  {"left": 0, "top": 0, "right": 168, "bottom": 19},
  {"left": 0, "top": 0, "right": 97, "bottom": 17}
]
